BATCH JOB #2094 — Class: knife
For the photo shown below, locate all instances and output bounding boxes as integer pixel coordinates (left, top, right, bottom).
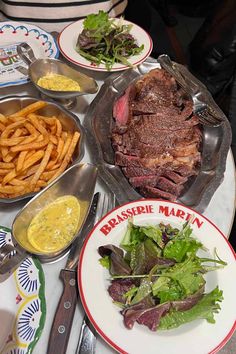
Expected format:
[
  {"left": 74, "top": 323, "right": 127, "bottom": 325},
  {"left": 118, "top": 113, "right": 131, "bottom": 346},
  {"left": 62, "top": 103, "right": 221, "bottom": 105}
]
[{"left": 47, "top": 192, "right": 100, "bottom": 354}]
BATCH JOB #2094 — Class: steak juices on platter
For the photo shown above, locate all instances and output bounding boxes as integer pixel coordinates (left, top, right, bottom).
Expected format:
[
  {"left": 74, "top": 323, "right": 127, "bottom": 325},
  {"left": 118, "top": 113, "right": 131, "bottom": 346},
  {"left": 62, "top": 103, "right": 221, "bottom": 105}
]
[{"left": 112, "top": 68, "right": 202, "bottom": 201}]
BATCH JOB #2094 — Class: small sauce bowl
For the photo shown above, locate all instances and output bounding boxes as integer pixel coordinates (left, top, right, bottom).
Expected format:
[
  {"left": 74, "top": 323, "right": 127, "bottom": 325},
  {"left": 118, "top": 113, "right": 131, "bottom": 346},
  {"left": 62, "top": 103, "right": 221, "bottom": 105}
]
[
  {"left": 0, "top": 163, "right": 97, "bottom": 276},
  {"left": 17, "top": 43, "right": 98, "bottom": 108}
]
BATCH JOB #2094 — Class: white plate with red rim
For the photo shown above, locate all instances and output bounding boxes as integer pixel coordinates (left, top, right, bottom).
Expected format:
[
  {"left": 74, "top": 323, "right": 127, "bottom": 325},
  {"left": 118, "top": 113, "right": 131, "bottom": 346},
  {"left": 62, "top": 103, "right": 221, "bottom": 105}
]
[
  {"left": 58, "top": 18, "right": 153, "bottom": 72},
  {"left": 78, "top": 199, "right": 236, "bottom": 354},
  {"left": 0, "top": 21, "right": 59, "bottom": 87}
]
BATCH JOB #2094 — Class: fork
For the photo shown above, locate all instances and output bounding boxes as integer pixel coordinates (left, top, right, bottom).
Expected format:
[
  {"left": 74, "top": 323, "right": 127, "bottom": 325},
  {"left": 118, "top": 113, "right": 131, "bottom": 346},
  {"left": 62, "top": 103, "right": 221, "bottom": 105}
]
[
  {"left": 157, "top": 54, "right": 224, "bottom": 127},
  {"left": 76, "top": 192, "right": 116, "bottom": 354}
]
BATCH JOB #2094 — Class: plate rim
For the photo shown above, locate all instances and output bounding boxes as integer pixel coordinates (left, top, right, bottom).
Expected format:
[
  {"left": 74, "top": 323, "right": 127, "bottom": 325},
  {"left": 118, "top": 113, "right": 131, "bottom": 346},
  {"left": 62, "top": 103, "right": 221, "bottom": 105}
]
[
  {"left": 0, "top": 20, "right": 59, "bottom": 87},
  {"left": 78, "top": 198, "right": 236, "bottom": 354},
  {"left": 58, "top": 18, "right": 153, "bottom": 72},
  {"left": 0, "top": 225, "right": 46, "bottom": 353}
]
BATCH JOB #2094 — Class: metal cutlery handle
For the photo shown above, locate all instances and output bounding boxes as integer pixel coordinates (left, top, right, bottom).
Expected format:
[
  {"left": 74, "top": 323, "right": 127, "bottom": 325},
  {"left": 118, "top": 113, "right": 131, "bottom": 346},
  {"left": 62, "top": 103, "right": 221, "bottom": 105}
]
[
  {"left": 17, "top": 42, "right": 37, "bottom": 66},
  {"left": 76, "top": 192, "right": 116, "bottom": 354},
  {"left": 47, "top": 269, "right": 78, "bottom": 354},
  {"left": 47, "top": 192, "right": 99, "bottom": 354},
  {"left": 76, "top": 317, "right": 96, "bottom": 354},
  {"left": 0, "top": 244, "right": 27, "bottom": 279},
  {"left": 158, "top": 54, "right": 200, "bottom": 95}
]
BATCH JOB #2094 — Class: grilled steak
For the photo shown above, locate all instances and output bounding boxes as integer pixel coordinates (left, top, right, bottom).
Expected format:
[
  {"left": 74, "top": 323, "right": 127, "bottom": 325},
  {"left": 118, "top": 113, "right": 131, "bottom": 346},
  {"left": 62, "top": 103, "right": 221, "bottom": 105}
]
[{"left": 112, "top": 68, "right": 202, "bottom": 201}]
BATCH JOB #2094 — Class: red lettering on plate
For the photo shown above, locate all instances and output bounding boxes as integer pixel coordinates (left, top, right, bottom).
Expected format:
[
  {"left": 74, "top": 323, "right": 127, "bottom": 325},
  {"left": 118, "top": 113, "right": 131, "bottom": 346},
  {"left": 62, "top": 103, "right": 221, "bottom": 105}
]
[
  {"left": 121, "top": 211, "right": 128, "bottom": 220},
  {"left": 117, "top": 215, "right": 124, "bottom": 223},
  {"left": 126, "top": 208, "right": 133, "bottom": 217},
  {"left": 136, "top": 206, "right": 145, "bottom": 214},
  {"left": 108, "top": 218, "right": 118, "bottom": 228},
  {"left": 176, "top": 209, "right": 185, "bottom": 219},
  {"left": 100, "top": 224, "right": 112, "bottom": 236},
  {"left": 159, "top": 205, "right": 170, "bottom": 216},
  {"left": 193, "top": 218, "right": 203, "bottom": 228}
]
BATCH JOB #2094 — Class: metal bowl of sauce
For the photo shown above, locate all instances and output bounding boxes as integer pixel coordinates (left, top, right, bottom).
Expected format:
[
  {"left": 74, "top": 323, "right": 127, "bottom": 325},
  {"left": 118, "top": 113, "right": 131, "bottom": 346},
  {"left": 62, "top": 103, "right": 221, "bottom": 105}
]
[
  {"left": 17, "top": 43, "right": 98, "bottom": 108},
  {"left": 0, "top": 162, "right": 97, "bottom": 277}
]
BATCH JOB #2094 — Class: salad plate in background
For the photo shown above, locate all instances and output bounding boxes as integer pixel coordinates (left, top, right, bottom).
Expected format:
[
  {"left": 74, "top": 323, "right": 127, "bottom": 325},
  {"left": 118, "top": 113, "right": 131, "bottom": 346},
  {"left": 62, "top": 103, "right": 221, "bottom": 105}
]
[
  {"left": 0, "top": 226, "right": 46, "bottom": 354},
  {"left": 58, "top": 16, "right": 153, "bottom": 72},
  {"left": 78, "top": 199, "right": 236, "bottom": 354},
  {"left": 0, "top": 21, "right": 59, "bottom": 87}
]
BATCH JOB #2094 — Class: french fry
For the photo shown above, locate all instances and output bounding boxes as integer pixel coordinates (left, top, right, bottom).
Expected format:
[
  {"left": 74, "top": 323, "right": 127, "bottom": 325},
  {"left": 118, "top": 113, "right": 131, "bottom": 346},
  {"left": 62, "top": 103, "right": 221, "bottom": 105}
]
[
  {"left": 1, "top": 121, "right": 24, "bottom": 138},
  {"left": 25, "top": 122, "right": 38, "bottom": 135},
  {"left": 0, "top": 169, "right": 11, "bottom": 175},
  {"left": 49, "top": 134, "right": 58, "bottom": 145},
  {"left": 2, "top": 169, "right": 17, "bottom": 186},
  {"left": 0, "top": 137, "right": 26, "bottom": 146},
  {"left": 0, "top": 101, "right": 81, "bottom": 198},
  {"left": 16, "top": 151, "right": 28, "bottom": 172},
  {"left": 56, "top": 119, "right": 62, "bottom": 137},
  {"left": 39, "top": 116, "right": 56, "bottom": 126},
  {"left": 22, "top": 150, "right": 44, "bottom": 171},
  {"left": 56, "top": 137, "right": 64, "bottom": 160},
  {"left": 12, "top": 128, "right": 23, "bottom": 138},
  {"left": 41, "top": 170, "right": 57, "bottom": 181},
  {"left": 11, "top": 135, "right": 49, "bottom": 152},
  {"left": 9, "top": 115, "right": 27, "bottom": 123},
  {"left": 30, "top": 143, "right": 53, "bottom": 186},
  {"left": 18, "top": 134, "right": 38, "bottom": 145},
  {"left": 28, "top": 114, "right": 49, "bottom": 136},
  {"left": 9, "top": 178, "right": 27, "bottom": 186},
  {"left": 59, "top": 133, "right": 72, "bottom": 161},
  {"left": 0, "top": 113, "right": 8, "bottom": 124},
  {"left": 48, "top": 131, "right": 80, "bottom": 183},
  {"left": 0, "top": 122, "right": 6, "bottom": 131},
  {"left": 0, "top": 185, "right": 25, "bottom": 194},
  {"left": 9, "top": 101, "right": 47, "bottom": 117},
  {"left": 0, "top": 162, "right": 15, "bottom": 169},
  {"left": 3, "top": 152, "right": 18, "bottom": 163},
  {"left": 1, "top": 147, "right": 8, "bottom": 158}
]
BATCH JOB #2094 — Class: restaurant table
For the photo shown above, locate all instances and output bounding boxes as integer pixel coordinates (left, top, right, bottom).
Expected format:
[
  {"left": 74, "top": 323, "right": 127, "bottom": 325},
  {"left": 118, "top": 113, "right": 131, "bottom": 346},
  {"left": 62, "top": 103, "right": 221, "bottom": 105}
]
[{"left": 0, "top": 68, "right": 236, "bottom": 354}]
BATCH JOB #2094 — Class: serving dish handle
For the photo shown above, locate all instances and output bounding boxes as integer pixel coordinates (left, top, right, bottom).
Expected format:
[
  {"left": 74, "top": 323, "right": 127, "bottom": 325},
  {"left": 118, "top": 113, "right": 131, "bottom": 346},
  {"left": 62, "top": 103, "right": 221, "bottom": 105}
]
[{"left": 0, "top": 243, "right": 27, "bottom": 281}]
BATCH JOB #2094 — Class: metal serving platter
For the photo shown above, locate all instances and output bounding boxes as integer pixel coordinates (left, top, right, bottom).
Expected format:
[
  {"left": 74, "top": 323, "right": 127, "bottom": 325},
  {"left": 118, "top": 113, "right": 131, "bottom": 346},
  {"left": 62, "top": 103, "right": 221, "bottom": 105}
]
[
  {"left": 84, "top": 58, "right": 232, "bottom": 213},
  {"left": 0, "top": 95, "right": 85, "bottom": 203}
]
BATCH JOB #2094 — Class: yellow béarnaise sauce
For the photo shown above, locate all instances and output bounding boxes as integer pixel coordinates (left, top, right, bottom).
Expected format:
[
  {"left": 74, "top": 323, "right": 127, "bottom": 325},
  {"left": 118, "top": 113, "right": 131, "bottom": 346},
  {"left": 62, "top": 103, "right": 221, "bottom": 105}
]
[
  {"left": 27, "top": 195, "right": 81, "bottom": 253},
  {"left": 37, "top": 74, "right": 81, "bottom": 91}
]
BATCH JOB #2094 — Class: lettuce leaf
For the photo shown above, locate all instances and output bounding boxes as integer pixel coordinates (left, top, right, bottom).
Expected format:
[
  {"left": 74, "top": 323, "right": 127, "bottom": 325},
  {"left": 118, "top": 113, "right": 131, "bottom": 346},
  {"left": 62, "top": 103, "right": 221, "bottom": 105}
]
[
  {"left": 158, "top": 287, "right": 223, "bottom": 330},
  {"left": 83, "top": 10, "right": 109, "bottom": 30},
  {"left": 163, "top": 238, "right": 203, "bottom": 262},
  {"left": 120, "top": 221, "right": 145, "bottom": 252},
  {"left": 139, "top": 225, "right": 164, "bottom": 249}
]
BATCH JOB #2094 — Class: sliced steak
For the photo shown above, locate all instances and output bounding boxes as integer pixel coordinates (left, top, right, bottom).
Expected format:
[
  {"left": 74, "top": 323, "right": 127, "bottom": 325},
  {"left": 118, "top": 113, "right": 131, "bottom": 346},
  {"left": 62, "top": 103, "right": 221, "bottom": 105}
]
[
  {"left": 123, "top": 166, "right": 161, "bottom": 178},
  {"left": 112, "top": 68, "right": 202, "bottom": 201},
  {"left": 162, "top": 170, "right": 188, "bottom": 184},
  {"left": 129, "top": 175, "right": 161, "bottom": 188},
  {"left": 157, "top": 176, "right": 184, "bottom": 196},
  {"left": 140, "top": 186, "right": 177, "bottom": 202}
]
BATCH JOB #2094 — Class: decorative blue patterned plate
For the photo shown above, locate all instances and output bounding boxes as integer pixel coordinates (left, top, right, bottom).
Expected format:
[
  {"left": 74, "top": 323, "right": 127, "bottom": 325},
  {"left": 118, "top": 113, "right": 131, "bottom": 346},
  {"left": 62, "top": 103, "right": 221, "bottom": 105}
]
[
  {"left": 0, "top": 226, "right": 46, "bottom": 354},
  {"left": 0, "top": 21, "right": 59, "bottom": 88}
]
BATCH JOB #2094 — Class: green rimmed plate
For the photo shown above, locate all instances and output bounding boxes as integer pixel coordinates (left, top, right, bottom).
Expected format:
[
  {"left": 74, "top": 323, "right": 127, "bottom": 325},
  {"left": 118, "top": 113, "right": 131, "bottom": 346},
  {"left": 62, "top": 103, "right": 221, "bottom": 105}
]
[{"left": 0, "top": 225, "right": 46, "bottom": 354}]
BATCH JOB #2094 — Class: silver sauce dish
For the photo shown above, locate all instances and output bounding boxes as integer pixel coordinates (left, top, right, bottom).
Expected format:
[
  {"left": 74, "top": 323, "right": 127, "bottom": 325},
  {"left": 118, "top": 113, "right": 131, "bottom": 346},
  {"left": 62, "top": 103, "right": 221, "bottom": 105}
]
[
  {"left": 17, "top": 43, "right": 98, "bottom": 107},
  {"left": 0, "top": 162, "right": 98, "bottom": 279}
]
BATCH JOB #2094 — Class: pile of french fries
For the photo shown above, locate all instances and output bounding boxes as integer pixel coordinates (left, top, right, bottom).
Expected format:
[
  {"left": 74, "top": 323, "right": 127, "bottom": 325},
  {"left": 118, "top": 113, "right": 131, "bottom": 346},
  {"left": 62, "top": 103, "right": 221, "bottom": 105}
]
[{"left": 0, "top": 100, "right": 80, "bottom": 199}]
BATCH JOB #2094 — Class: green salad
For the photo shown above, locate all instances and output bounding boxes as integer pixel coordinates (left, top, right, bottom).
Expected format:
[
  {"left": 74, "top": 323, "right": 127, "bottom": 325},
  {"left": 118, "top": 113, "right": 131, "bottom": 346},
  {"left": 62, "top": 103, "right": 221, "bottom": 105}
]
[
  {"left": 98, "top": 220, "right": 227, "bottom": 331},
  {"left": 76, "top": 11, "right": 144, "bottom": 70}
]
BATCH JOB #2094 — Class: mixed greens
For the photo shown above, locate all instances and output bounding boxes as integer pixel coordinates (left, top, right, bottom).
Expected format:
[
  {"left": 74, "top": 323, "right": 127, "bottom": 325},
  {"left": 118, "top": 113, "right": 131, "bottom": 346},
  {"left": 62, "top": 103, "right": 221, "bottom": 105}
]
[
  {"left": 98, "top": 220, "right": 227, "bottom": 331},
  {"left": 76, "top": 11, "right": 144, "bottom": 70}
]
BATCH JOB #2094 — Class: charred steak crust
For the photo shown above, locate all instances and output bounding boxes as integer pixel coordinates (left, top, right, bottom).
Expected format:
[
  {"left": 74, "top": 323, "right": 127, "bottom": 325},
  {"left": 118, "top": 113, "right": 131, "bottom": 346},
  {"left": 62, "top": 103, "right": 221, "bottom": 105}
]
[{"left": 112, "top": 68, "right": 202, "bottom": 201}]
